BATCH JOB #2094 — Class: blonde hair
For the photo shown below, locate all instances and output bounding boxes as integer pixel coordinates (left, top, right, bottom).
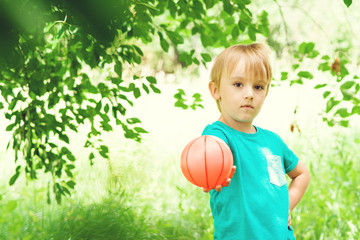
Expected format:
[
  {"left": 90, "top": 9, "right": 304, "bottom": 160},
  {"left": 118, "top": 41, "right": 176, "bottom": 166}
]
[{"left": 210, "top": 43, "right": 272, "bottom": 111}]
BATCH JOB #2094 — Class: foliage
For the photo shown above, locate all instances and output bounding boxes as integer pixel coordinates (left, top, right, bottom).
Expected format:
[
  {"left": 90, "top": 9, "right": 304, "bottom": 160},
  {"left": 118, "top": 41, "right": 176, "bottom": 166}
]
[
  {"left": 0, "top": 0, "right": 271, "bottom": 203},
  {"left": 343, "top": 0, "right": 352, "bottom": 8},
  {"left": 278, "top": 41, "right": 360, "bottom": 127}
]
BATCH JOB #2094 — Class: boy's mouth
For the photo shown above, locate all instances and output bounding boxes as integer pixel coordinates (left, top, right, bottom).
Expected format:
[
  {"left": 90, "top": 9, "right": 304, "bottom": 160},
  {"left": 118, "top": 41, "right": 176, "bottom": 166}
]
[{"left": 241, "top": 105, "right": 253, "bottom": 109}]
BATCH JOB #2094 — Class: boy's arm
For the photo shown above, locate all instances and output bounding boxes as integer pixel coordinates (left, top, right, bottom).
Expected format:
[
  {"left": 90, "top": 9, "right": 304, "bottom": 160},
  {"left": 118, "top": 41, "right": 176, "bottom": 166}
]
[{"left": 287, "top": 160, "right": 310, "bottom": 211}]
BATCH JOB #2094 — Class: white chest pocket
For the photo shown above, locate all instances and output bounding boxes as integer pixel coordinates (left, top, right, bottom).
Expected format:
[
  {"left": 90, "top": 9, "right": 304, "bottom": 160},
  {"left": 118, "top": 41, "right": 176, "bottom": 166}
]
[{"left": 266, "top": 155, "right": 287, "bottom": 187}]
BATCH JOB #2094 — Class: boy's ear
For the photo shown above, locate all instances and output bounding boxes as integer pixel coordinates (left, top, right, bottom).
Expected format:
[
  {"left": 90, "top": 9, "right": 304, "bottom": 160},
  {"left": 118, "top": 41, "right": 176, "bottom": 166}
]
[{"left": 209, "top": 81, "right": 220, "bottom": 100}]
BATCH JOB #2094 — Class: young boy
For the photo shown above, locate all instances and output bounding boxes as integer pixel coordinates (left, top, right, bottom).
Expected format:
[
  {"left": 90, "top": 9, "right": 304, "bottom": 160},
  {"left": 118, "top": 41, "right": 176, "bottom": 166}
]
[{"left": 202, "top": 43, "right": 310, "bottom": 239}]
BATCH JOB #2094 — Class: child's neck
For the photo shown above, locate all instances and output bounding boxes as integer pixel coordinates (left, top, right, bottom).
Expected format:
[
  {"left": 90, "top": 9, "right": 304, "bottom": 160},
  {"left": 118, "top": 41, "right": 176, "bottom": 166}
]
[{"left": 218, "top": 116, "right": 256, "bottom": 134}]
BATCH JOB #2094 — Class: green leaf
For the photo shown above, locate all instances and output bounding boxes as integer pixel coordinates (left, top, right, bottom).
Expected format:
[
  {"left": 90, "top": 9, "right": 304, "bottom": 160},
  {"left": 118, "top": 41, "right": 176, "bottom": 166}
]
[
  {"left": 133, "top": 45, "right": 143, "bottom": 56},
  {"left": 340, "top": 81, "right": 355, "bottom": 90},
  {"left": 341, "top": 89, "right": 352, "bottom": 101},
  {"left": 281, "top": 72, "right": 288, "bottom": 81},
  {"left": 126, "top": 118, "right": 142, "bottom": 124},
  {"left": 133, "top": 87, "right": 141, "bottom": 98},
  {"left": 115, "top": 61, "right": 123, "bottom": 78},
  {"left": 248, "top": 26, "right": 256, "bottom": 41},
  {"left": 315, "top": 84, "right": 327, "bottom": 89},
  {"left": 6, "top": 123, "right": 17, "bottom": 131},
  {"left": 292, "top": 64, "right": 300, "bottom": 70},
  {"left": 192, "top": 93, "right": 202, "bottom": 101},
  {"left": 66, "top": 180, "right": 76, "bottom": 189},
  {"left": 200, "top": 32, "right": 213, "bottom": 47},
  {"left": 299, "top": 42, "right": 315, "bottom": 54},
  {"left": 65, "top": 169, "right": 73, "bottom": 178},
  {"left": 323, "top": 91, "right": 331, "bottom": 98},
  {"left": 134, "top": 127, "right": 148, "bottom": 133},
  {"left": 98, "top": 145, "right": 109, "bottom": 159},
  {"left": 104, "top": 103, "right": 110, "bottom": 113},
  {"left": 193, "top": 58, "right": 200, "bottom": 65},
  {"left": 96, "top": 102, "right": 102, "bottom": 112},
  {"left": 240, "top": 10, "right": 252, "bottom": 24},
  {"left": 204, "top": 0, "right": 215, "bottom": 9},
  {"left": 175, "top": 101, "right": 188, "bottom": 109},
  {"left": 193, "top": 0, "right": 205, "bottom": 14},
  {"left": 166, "top": 30, "right": 184, "bottom": 44},
  {"left": 223, "top": 0, "right": 233, "bottom": 14},
  {"left": 318, "top": 62, "right": 331, "bottom": 72},
  {"left": 59, "top": 133, "right": 70, "bottom": 144},
  {"left": 158, "top": 32, "right": 169, "bottom": 52},
  {"left": 201, "top": 53, "right": 212, "bottom": 62},
  {"left": 146, "top": 76, "right": 157, "bottom": 84},
  {"left": 190, "top": 103, "right": 204, "bottom": 110},
  {"left": 9, "top": 166, "right": 21, "bottom": 185},
  {"left": 351, "top": 106, "right": 360, "bottom": 114},
  {"left": 101, "top": 121, "right": 113, "bottom": 131},
  {"left": 343, "top": 0, "right": 352, "bottom": 7},
  {"left": 340, "top": 120, "right": 349, "bottom": 127},
  {"left": 142, "top": 83, "right": 150, "bottom": 94},
  {"left": 66, "top": 164, "right": 75, "bottom": 170},
  {"left": 335, "top": 108, "right": 349, "bottom": 118},
  {"left": 231, "top": 26, "right": 240, "bottom": 39},
  {"left": 307, "top": 50, "right": 319, "bottom": 58},
  {"left": 150, "top": 84, "right": 161, "bottom": 93},
  {"left": 326, "top": 98, "right": 340, "bottom": 113},
  {"left": 133, "top": 75, "right": 140, "bottom": 80},
  {"left": 290, "top": 79, "right": 303, "bottom": 85},
  {"left": 297, "top": 71, "right": 313, "bottom": 79},
  {"left": 8, "top": 98, "right": 17, "bottom": 110},
  {"left": 179, "top": 52, "right": 193, "bottom": 66},
  {"left": 238, "top": 20, "right": 246, "bottom": 32},
  {"left": 9, "top": 173, "right": 20, "bottom": 186}
]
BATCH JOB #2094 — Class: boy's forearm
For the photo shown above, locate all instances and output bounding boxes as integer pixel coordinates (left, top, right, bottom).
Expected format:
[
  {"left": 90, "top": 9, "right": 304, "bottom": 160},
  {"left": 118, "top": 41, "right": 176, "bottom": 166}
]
[{"left": 288, "top": 171, "right": 310, "bottom": 211}]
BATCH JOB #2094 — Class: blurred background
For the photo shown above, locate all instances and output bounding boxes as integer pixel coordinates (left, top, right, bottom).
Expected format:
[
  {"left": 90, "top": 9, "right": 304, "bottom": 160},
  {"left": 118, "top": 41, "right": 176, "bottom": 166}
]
[{"left": 0, "top": 0, "right": 359, "bottom": 239}]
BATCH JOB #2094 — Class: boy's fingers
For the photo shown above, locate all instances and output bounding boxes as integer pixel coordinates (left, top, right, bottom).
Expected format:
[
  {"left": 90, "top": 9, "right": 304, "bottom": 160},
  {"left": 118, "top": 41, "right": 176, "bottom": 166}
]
[
  {"left": 222, "top": 178, "right": 231, "bottom": 187},
  {"left": 202, "top": 187, "right": 211, "bottom": 193},
  {"left": 207, "top": 166, "right": 237, "bottom": 192},
  {"left": 220, "top": 166, "right": 236, "bottom": 187},
  {"left": 229, "top": 166, "right": 236, "bottom": 179},
  {"left": 215, "top": 185, "right": 222, "bottom": 192}
]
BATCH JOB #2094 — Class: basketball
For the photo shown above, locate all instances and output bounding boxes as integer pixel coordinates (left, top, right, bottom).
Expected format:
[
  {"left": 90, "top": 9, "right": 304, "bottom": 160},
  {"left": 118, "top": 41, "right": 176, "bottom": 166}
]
[{"left": 180, "top": 135, "right": 234, "bottom": 189}]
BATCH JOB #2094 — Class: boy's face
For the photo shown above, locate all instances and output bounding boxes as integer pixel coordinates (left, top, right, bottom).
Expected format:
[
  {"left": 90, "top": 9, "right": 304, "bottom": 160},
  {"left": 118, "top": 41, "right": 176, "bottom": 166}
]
[{"left": 210, "top": 58, "right": 269, "bottom": 129}]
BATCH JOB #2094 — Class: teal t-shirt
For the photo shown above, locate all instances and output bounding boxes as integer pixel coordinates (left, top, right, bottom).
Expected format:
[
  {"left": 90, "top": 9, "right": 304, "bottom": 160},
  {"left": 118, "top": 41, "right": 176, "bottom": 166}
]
[{"left": 202, "top": 121, "right": 298, "bottom": 240}]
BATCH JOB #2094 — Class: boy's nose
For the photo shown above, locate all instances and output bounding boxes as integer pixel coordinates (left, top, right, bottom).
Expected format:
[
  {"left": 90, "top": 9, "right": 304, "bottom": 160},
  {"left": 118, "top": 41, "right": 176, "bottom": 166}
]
[{"left": 244, "top": 87, "right": 254, "bottom": 99}]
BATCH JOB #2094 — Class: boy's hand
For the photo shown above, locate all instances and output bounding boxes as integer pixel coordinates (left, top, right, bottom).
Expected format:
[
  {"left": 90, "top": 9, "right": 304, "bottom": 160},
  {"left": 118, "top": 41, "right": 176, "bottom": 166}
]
[{"left": 202, "top": 166, "right": 236, "bottom": 193}]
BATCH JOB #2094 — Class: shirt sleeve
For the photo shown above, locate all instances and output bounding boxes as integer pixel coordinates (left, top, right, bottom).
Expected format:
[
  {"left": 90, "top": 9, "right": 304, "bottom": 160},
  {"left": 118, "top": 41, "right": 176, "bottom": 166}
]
[
  {"left": 281, "top": 139, "right": 299, "bottom": 174},
  {"left": 202, "top": 125, "right": 230, "bottom": 146}
]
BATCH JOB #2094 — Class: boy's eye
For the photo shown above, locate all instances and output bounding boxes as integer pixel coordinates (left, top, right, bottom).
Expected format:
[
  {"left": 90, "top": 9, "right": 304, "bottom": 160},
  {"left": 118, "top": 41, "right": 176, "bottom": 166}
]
[
  {"left": 255, "top": 85, "right": 264, "bottom": 90},
  {"left": 234, "top": 82, "right": 242, "bottom": 87}
]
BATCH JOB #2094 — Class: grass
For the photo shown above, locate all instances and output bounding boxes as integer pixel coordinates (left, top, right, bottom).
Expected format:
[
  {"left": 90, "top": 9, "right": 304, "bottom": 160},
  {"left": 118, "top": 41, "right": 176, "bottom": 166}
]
[
  {"left": 0, "top": 125, "right": 359, "bottom": 239},
  {"left": 290, "top": 129, "right": 360, "bottom": 240}
]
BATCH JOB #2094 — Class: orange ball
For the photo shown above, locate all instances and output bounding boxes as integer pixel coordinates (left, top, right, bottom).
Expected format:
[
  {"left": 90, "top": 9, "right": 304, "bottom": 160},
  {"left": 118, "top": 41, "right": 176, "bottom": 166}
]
[{"left": 180, "top": 135, "right": 233, "bottom": 189}]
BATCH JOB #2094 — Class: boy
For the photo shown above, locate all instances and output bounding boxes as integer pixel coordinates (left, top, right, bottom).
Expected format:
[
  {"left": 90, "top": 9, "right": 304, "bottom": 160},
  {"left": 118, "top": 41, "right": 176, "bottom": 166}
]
[{"left": 202, "top": 43, "right": 310, "bottom": 239}]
